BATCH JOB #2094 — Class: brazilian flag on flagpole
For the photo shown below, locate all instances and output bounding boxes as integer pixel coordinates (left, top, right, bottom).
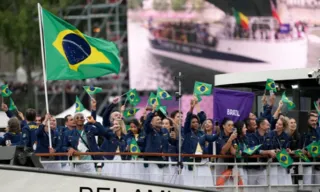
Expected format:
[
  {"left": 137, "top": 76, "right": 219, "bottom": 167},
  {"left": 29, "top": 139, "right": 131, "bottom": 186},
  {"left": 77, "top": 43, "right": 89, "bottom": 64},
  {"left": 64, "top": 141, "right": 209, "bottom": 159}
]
[
  {"left": 75, "top": 96, "right": 85, "bottom": 112},
  {"left": 265, "top": 79, "right": 277, "bottom": 92},
  {"left": 276, "top": 149, "right": 293, "bottom": 168},
  {"left": 83, "top": 86, "right": 102, "bottom": 95},
  {"left": 281, "top": 92, "right": 296, "bottom": 110},
  {"left": 9, "top": 98, "right": 17, "bottom": 111},
  {"left": 126, "top": 89, "right": 140, "bottom": 106},
  {"left": 123, "top": 108, "right": 139, "bottom": 118},
  {"left": 306, "top": 141, "right": 320, "bottom": 157},
  {"left": 157, "top": 87, "right": 172, "bottom": 100},
  {"left": 193, "top": 81, "right": 212, "bottom": 96},
  {"left": 156, "top": 105, "right": 167, "bottom": 116},
  {"left": 294, "top": 150, "right": 310, "bottom": 162},
  {"left": 40, "top": 7, "right": 120, "bottom": 80},
  {"left": 130, "top": 139, "right": 141, "bottom": 159},
  {"left": 1, "top": 84, "right": 12, "bottom": 97},
  {"left": 148, "top": 92, "right": 161, "bottom": 106},
  {"left": 243, "top": 144, "right": 262, "bottom": 155}
]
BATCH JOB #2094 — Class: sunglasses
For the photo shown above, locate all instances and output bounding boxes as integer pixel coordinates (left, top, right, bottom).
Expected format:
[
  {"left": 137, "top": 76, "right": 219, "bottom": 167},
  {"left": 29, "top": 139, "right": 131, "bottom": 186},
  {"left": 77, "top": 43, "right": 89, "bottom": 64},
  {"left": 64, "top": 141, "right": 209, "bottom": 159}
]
[{"left": 75, "top": 116, "right": 84, "bottom": 120}]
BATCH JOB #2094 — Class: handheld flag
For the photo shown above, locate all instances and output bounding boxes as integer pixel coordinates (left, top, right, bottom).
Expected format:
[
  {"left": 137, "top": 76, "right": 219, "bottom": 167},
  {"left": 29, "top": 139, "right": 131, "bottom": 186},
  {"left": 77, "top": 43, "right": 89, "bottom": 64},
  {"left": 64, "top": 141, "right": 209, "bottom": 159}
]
[
  {"left": 126, "top": 89, "right": 141, "bottom": 106},
  {"left": 75, "top": 96, "right": 85, "bottom": 112},
  {"left": 130, "top": 139, "right": 141, "bottom": 159},
  {"left": 194, "top": 94, "right": 202, "bottom": 102},
  {"left": 281, "top": 92, "right": 295, "bottom": 110},
  {"left": 1, "top": 84, "right": 12, "bottom": 97},
  {"left": 232, "top": 8, "right": 249, "bottom": 30},
  {"left": 243, "top": 144, "right": 262, "bottom": 155},
  {"left": 157, "top": 87, "right": 172, "bottom": 100},
  {"left": 83, "top": 86, "right": 102, "bottom": 95},
  {"left": 41, "top": 8, "right": 120, "bottom": 80},
  {"left": 156, "top": 105, "right": 167, "bottom": 116},
  {"left": 123, "top": 108, "right": 140, "bottom": 118},
  {"left": 276, "top": 149, "right": 293, "bottom": 168},
  {"left": 314, "top": 101, "right": 320, "bottom": 114},
  {"left": 294, "top": 150, "right": 310, "bottom": 162},
  {"left": 126, "top": 124, "right": 131, "bottom": 131},
  {"left": 306, "top": 141, "right": 320, "bottom": 157},
  {"left": 148, "top": 92, "right": 161, "bottom": 106},
  {"left": 9, "top": 98, "right": 17, "bottom": 111},
  {"left": 193, "top": 81, "right": 212, "bottom": 96},
  {"left": 265, "top": 79, "right": 277, "bottom": 92}
]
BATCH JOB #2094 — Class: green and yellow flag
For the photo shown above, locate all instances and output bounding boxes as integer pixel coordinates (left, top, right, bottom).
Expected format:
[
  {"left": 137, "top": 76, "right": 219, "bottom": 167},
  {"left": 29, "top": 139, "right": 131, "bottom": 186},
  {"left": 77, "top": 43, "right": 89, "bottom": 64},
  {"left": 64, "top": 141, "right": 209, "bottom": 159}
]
[
  {"left": 126, "top": 89, "right": 140, "bottom": 106},
  {"left": 126, "top": 124, "right": 131, "bottom": 131},
  {"left": 156, "top": 105, "right": 167, "bottom": 116},
  {"left": 123, "top": 108, "right": 139, "bottom": 118},
  {"left": 9, "top": 98, "right": 17, "bottom": 111},
  {"left": 130, "top": 139, "right": 141, "bottom": 159},
  {"left": 83, "top": 86, "right": 102, "bottom": 95},
  {"left": 281, "top": 92, "right": 295, "bottom": 110},
  {"left": 148, "top": 92, "right": 161, "bottom": 106},
  {"left": 157, "top": 87, "right": 172, "bottom": 100},
  {"left": 194, "top": 94, "right": 202, "bottom": 102},
  {"left": 294, "top": 150, "right": 310, "bottom": 162},
  {"left": 306, "top": 141, "right": 320, "bottom": 157},
  {"left": 75, "top": 96, "right": 85, "bottom": 112},
  {"left": 1, "top": 84, "right": 12, "bottom": 97},
  {"left": 276, "top": 149, "right": 293, "bottom": 168},
  {"left": 243, "top": 144, "right": 262, "bottom": 155},
  {"left": 41, "top": 8, "right": 120, "bottom": 80},
  {"left": 193, "top": 81, "right": 212, "bottom": 96},
  {"left": 265, "top": 79, "right": 277, "bottom": 92}
]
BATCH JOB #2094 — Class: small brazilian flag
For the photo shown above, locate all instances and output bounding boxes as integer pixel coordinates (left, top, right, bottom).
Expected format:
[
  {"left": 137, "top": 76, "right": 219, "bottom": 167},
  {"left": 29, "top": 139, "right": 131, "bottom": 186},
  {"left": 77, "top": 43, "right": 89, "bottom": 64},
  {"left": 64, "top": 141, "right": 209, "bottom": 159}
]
[
  {"left": 75, "top": 96, "right": 85, "bottom": 112},
  {"left": 9, "top": 98, "right": 17, "bottom": 111},
  {"left": 194, "top": 94, "right": 202, "bottom": 102},
  {"left": 40, "top": 7, "right": 120, "bottom": 80},
  {"left": 193, "top": 81, "right": 212, "bottom": 96},
  {"left": 265, "top": 79, "right": 277, "bottom": 92},
  {"left": 243, "top": 144, "right": 262, "bottom": 155},
  {"left": 276, "top": 149, "right": 293, "bottom": 168},
  {"left": 157, "top": 87, "right": 172, "bottom": 100},
  {"left": 306, "top": 141, "right": 320, "bottom": 157},
  {"left": 1, "top": 84, "right": 12, "bottom": 97},
  {"left": 123, "top": 108, "right": 139, "bottom": 118},
  {"left": 83, "top": 86, "right": 102, "bottom": 95},
  {"left": 126, "top": 89, "right": 140, "bottom": 106},
  {"left": 130, "top": 139, "right": 141, "bottom": 159},
  {"left": 156, "top": 105, "right": 167, "bottom": 116},
  {"left": 148, "top": 92, "right": 161, "bottom": 106},
  {"left": 281, "top": 92, "right": 295, "bottom": 110},
  {"left": 314, "top": 101, "right": 320, "bottom": 114},
  {"left": 126, "top": 124, "right": 131, "bottom": 131},
  {"left": 294, "top": 150, "right": 310, "bottom": 162}
]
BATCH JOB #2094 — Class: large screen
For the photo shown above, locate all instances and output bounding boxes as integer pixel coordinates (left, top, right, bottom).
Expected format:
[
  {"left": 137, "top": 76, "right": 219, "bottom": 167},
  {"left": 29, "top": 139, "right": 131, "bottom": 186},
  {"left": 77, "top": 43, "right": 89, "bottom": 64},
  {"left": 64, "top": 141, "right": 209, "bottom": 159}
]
[{"left": 128, "top": 0, "right": 320, "bottom": 92}]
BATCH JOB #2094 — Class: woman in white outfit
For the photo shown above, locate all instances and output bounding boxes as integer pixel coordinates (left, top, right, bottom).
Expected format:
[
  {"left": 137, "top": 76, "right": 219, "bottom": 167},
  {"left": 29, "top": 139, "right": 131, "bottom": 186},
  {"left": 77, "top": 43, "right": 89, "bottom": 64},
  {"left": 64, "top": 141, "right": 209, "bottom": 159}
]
[{"left": 101, "top": 119, "right": 127, "bottom": 177}]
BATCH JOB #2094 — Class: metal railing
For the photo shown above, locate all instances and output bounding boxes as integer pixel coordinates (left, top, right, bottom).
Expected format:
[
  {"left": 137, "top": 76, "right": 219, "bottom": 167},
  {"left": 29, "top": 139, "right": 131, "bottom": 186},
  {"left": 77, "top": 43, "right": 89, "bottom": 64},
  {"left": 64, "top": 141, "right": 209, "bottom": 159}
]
[{"left": 37, "top": 152, "right": 320, "bottom": 192}]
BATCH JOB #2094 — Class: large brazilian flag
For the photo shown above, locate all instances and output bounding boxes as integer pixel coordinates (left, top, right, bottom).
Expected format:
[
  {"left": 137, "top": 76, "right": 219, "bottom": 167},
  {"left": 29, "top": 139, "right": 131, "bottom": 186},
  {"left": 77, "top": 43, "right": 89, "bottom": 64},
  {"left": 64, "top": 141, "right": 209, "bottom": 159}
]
[{"left": 41, "top": 7, "right": 121, "bottom": 80}]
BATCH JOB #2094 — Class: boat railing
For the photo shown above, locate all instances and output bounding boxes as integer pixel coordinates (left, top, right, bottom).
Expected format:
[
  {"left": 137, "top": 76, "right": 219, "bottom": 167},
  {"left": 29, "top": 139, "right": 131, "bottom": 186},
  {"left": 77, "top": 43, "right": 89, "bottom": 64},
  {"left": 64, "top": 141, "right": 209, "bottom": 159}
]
[{"left": 37, "top": 152, "right": 320, "bottom": 191}]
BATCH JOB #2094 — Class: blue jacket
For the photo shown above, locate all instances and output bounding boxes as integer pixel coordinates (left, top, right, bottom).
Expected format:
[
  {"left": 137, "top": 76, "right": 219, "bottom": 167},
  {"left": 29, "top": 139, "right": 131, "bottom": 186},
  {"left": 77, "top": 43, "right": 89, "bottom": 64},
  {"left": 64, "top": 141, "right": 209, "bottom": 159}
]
[
  {"left": 21, "top": 122, "right": 39, "bottom": 149},
  {"left": 182, "top": 112, "right": 218, "bottom": 157},
  {"left": 35, "top": 124, "right": 61, "bottom": 154},
  {"left": 100, "top": 129, "right": 128, "bottom": 160},
  {"left": 102, "top": 103, "right": 117, "bottom": 127},
  {"left": 144, "top": 112, "right": 171, "bottom": 163},
  {"left": 62, "top": 122, "right": 104, "bottom": 160},
  {"left": 0, "top": 132, "right": 22, "bottom": 146},
  {"left": 126, "top": 130, "right": 146, "bottom": 160},
  {"left": 301, "top": 126, "right": 320, "bottom": 149},
  {"left": 267, "top": 130, "right": 290, "bottom": 150}
]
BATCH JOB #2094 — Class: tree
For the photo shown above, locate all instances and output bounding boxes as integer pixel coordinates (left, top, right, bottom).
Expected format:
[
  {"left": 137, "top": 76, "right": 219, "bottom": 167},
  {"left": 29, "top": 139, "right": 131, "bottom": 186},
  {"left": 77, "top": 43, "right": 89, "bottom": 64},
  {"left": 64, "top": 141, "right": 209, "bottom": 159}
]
[
  {"left": 192, "top": 0, "right": 205, "bottom": 11},
  {"left": 153, "top": 0, "right": 169, "bottom": 11},
  {"left": 0, "top": 0, "right": 76, "bottom": 108},
  {"left": 171, "top": 0, "right": 187, "bottom": 11}
]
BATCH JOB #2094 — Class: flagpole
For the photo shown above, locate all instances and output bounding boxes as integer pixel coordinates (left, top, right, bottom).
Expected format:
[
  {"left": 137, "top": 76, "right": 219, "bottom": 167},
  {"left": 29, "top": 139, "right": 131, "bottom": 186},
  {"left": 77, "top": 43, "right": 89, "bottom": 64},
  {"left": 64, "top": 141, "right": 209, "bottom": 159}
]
[
  {"left": 38, "top": 3, "right": 52, "bottom": 148},
  {"left": 176, "top": 72, "right": 182, "bottom": 174}
]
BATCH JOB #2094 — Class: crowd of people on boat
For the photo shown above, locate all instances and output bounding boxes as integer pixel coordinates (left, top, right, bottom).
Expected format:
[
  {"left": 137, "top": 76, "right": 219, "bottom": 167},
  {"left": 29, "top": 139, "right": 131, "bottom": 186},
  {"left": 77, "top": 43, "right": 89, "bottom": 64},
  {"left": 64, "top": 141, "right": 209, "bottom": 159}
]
[
  {"left": 149, "top": 21, "right": 218, "bottom": 47},
  {"left": 0, "top": 94, "right": 320, "bottom": 189}
]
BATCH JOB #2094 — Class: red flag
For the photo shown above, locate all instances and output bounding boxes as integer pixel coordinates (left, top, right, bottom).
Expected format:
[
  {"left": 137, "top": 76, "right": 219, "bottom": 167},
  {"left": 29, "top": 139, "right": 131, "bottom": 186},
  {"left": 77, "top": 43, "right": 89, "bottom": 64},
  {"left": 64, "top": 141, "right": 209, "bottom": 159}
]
[{"left": 270, "top": 0, "right": 281, "bottom": 24}]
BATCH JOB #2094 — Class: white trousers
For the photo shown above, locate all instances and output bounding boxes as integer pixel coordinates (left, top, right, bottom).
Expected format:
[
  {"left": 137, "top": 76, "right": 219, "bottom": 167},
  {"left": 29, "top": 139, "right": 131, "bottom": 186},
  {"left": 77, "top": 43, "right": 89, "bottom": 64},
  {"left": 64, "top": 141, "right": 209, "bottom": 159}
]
[
  {"left": 73, "top": 163, "right": 96, "bottom": 174},
  {"left": 42, "top": 163, "right": 62, "bottom": 171}
]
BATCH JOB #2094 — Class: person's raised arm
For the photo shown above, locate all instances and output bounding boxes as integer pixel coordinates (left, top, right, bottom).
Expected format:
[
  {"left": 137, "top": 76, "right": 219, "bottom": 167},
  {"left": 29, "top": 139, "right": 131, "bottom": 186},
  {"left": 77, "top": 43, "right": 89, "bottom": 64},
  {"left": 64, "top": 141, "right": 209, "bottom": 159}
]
[
  {"left": 1, "top": 103, "right": 14, "bottom": 118},
  {"left": 90, "top": 98, "right": 97, "bottom": 120},
  {"left": 102, "top": 96, "right": 120, "bottom": 127},
  {"left": 220, "top": 131, "right": 237, "bottom": 155},
  {"left": 184, "top": 98, "right": 196, "bottom": 135}
]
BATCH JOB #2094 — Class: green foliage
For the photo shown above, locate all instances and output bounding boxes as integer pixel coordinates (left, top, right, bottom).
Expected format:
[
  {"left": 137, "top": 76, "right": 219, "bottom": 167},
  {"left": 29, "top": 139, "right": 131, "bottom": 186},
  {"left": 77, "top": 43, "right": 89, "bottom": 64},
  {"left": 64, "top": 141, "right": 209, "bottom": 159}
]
[
  {"left": 128, "top": 0, "right": 143, "bottom": 10},
  {"left": 191, "top": 0, "right": 205, "bottom": 11},
  {"left": 171, "top": 0, "right": 187, "bottom": 11},
  {"left": 0, "top": 0, "right": 75, "bottom": 65},
  {"left": 153, "top": 0, "right": 169, "bottom": 11}
]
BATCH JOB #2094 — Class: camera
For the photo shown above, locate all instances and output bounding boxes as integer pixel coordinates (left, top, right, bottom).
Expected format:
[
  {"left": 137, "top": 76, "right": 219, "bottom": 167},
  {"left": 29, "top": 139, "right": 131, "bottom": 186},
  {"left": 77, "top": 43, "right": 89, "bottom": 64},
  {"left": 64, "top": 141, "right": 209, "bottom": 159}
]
[{"left": 308, "top": 71, "right": 316, "bottom": 78}]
